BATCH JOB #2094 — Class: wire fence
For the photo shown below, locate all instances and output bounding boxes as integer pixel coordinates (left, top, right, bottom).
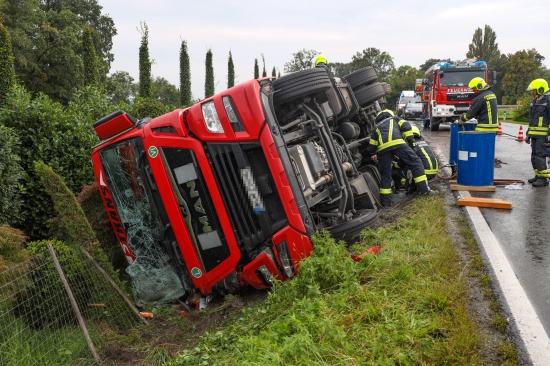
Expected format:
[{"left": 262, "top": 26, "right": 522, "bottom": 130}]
[{"left": 0, "top": 243, "right": 145, "bottom": 365}]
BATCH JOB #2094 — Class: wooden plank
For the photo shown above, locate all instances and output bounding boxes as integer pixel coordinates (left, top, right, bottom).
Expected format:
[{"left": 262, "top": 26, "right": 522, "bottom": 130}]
[
  {"left": 450, "top": 184, "right": 496, "bottom": 192},
  {"left": 457, "top": 197, "right": 512, "bottom": 209},
  {"left": 450, "top": 179, "right": 524, "bottom": 186}
]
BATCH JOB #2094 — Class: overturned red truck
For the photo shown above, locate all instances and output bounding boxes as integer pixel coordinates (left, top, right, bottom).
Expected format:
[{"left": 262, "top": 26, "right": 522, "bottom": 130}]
[{"left": 91, "top": 67, "right": 387, "bottom": 304}]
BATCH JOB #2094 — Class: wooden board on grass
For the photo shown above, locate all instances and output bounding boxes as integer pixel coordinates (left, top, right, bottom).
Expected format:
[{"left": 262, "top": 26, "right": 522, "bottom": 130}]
[
  {"left": 450, "top": 184, "right": 496, "bottom": 192},
  {"left": 457, "top": 197, "right": 512, "bottom": 209}
]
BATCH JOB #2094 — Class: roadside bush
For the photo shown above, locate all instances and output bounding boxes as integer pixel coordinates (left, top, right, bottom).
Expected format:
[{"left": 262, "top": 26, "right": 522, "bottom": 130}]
[
  {"left": 0, "top": 124, "right": 25, "bottom": 225},
  {"left": 131, "top": 97, "right": 169, "bottom": 119},
  {"left": 512, "top": 94, "right": 532, "bottom": 122},
  {"left": 0, "top": 85, "right": 112, "bottom": 238},
  {"left": 0, "top": 225, "right": 29, "bottom": 272}
]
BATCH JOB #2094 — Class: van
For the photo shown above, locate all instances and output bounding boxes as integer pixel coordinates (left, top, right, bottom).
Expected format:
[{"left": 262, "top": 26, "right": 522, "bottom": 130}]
[{"left": 396, "top": 91, "right": 421, "bottom": 117}]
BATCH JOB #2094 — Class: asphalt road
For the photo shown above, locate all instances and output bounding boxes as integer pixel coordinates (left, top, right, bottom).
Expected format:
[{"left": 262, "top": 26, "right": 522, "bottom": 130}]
[{"left": 416, "top": 121, "right": 550, "bottom": 340}]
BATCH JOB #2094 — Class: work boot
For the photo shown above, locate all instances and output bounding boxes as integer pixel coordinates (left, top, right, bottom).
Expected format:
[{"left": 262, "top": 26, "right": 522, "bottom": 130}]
[
  {"left": 380, "top": 194, "right": 394, "bottom": 208},
  {"left": 532, "top": 178, "right": 549, "bottom": 187},
  {"left": 528, "top": 177, "right": 538, "bottom": 183}
]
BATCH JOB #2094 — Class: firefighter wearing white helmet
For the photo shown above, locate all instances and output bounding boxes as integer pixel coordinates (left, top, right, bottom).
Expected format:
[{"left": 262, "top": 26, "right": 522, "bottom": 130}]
[
  {"left": 367, "top": 110, "right": 433, "bottom": 207},
  {"left": 525, "top": 78, "right": 550, "bottom": 187},
  {"left": 460, "top": 77, "right": 498, "bottom": 133}
]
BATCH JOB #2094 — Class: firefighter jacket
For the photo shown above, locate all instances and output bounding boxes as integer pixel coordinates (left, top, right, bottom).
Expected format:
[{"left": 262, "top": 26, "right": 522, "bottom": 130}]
[
  {"left": 367, "top": 117, "right": 411, "bottom": 155},
  {"left": 527, "top": 92, "right": 550, "bottom": 138},
  {"left": 462, "top": 88, "right": 498, "bottom": 132}
]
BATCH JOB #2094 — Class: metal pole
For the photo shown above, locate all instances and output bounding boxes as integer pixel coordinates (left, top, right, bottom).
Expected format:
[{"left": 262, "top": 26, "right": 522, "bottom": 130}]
[{"left": 47, "top": 244, "right": 102, "bottom": 365}]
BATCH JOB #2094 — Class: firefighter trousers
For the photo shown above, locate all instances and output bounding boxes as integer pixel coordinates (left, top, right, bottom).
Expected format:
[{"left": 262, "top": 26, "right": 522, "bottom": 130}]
[{"left": 378, "top": 145, "right": 429, "bottom": 196}]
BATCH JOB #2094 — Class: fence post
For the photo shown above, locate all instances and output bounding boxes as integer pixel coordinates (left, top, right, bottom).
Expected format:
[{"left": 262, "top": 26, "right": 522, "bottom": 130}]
[
  {"left": 47, "top": 243, "right": 103, "bottom": 366},
  {"left": 80, "top": 248, "right": 149, "bottom": 325}
]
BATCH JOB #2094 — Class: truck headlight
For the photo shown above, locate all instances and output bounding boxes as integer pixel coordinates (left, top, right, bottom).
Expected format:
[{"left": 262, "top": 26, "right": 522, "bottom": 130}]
[
  {"left": 276, "top": 241, "right": 295, "bottom": 278},
  {"left": 201, "top": 101, "right": 224, "bottom": 133}
]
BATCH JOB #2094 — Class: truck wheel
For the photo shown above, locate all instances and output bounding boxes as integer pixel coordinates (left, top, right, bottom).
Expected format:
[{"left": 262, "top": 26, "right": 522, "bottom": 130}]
[
  {"left": 272, "top": 68, "right": 332, "bottom": 106},
  {"left": 429, "top": 117, "right": 440, "bottom": 131},
  {"left": 344, "top": 67, "right": 377, "bottom": 90},
  {"left": 329, "top": 208, "right": 378, "bottom": 244},
  {"left": 380, "top": 82, "right": 391, "bottom": 94},
  {"left": 353, "top": 82, "right": 386, "bottom": 107}
]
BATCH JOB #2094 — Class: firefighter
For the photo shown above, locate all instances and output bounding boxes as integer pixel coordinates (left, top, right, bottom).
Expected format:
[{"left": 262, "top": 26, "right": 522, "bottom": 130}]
[
  {"left": 367, "top": 110, "right": 431, "bottom": 207},
  {"left": 394, "top": 126, "right": 439, "bottom": 193},
  {"left": 460, "top": 77, "right": 498, "bottom": 133},
  {"left": 525, "top": 78, "right": 550, "bottom": 187},
  {"left": 315, "top": 54, "right": 327, "bottom": 67}
]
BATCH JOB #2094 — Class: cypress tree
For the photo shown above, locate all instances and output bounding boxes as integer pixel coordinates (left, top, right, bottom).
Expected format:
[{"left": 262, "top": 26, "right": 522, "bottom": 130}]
[
  {"left": 0, "top": 21, "right": 16, "bottom": 106},
  {"left": 82, "top": 23, "right": 99, "bottom": 86},
  {"left": 205, "top": 49, "right": 214, "bottom": 98},
  {"left": 227, "top": 50, "right": 235, "bottom": 88},
  {"left": 271, "top": 66, "right": 277, "bottom": 77},
  {"left": 261, "top": 53, "right": 267, "bottom": 77},
  {"left": 254, "top": 58, "right": 259, "bottom": 79},
  {"left": 138, "top": 22, "right": 152, "bottom": 98},
  {"left": 179, "top": 39, "right": 192, "bottom": 106}
]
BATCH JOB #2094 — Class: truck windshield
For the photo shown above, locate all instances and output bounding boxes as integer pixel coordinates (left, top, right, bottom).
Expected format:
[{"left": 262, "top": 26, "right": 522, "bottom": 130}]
[
  {"left": 440, "top": 70, "right": 486, "bottom": 87},
  {"left": 98, "top": 138, "right": 166, "bottom": 256}
]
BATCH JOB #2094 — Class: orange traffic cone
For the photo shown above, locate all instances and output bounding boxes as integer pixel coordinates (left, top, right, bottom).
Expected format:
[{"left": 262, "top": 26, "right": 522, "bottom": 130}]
[
  {"left": 497, "top": 122, "right": 503, "bottom": 135},
  {"left": 517, "top": 125, "right": 525, "bottom": 141}
]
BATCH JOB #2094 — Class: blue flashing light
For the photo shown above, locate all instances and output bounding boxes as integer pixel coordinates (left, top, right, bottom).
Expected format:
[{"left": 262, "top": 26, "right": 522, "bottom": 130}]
[
  {"left": 474, "top": 61, "right": 487, "bottom": 66},
  {"left": 438, "top": 62, "right": 451, "bottom": 68}
]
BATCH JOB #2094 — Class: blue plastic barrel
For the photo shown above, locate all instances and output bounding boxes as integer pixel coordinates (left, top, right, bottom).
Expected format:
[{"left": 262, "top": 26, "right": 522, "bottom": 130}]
[
  {"left": 449, "top": 122, "right": 477, "bottom": 166},
  {"left": 457, "top": 131, "right": 495, "bottom": 186}
]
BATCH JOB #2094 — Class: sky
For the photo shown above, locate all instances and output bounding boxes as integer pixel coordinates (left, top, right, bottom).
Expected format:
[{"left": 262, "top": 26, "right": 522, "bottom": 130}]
[{"left": 99, "top": 0, "right": 550, "bottom": 101}]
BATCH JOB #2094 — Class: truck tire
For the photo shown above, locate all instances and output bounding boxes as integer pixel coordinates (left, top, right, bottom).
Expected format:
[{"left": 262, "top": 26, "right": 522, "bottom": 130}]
[
  {"left": 381, "top": 82, "right": 391, "bottom": 94},
  {"left": 343, "top": 67, "right": 377, "bottom": 90},
  {"left": 429, "top": 117, "right": 440, "bottom": 131},
  {"left": 329, "top": 208, "right": 378, "bottom": 244},
  {"left": 272, "top": 68, "right": 332, "bottom": 106},
  {"left": 353, "top": 82, "right": 386, "bottom": 107}
]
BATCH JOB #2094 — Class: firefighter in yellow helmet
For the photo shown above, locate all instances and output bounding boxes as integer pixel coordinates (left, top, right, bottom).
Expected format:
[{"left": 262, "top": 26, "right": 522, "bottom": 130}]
[
  {"left": 525, "top": 78, "right": 550, "bottom": 187},
  {"left": 460, "top": 77, "right": 498, "bottom": 133},
  {"left": 315, "top": 54, "right": 327, "bottom": 67},
  {"left": 367, "top": 110, "right": 433, "bottom": 207}
]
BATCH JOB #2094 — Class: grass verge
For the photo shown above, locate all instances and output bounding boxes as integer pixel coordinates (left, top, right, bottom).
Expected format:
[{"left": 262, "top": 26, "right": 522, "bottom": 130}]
[{"left": 165, "top": 196, "right": 512, "bottom": 365}]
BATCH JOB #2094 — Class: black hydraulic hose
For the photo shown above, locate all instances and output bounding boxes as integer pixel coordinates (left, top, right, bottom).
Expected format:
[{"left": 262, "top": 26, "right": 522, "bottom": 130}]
[{"left": 331, "top": 131, "right": 359, "bottom": 176}]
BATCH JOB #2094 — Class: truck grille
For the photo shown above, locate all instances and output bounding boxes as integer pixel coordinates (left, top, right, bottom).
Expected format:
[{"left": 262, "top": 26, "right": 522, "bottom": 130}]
[{"left": 208, "top": 143, "right": 286, "bottom": 253}]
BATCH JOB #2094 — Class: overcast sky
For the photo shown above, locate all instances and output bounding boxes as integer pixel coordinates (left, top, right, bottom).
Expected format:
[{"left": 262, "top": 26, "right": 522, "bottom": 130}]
[{"left": 99, "top": 0, "right": 550, "bottom": 100}]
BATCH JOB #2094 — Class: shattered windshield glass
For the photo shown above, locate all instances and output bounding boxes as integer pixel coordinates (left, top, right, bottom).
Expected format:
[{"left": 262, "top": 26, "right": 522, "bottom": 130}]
[{"left": 99, "top": 138, "right": 185, "bottom": 305}]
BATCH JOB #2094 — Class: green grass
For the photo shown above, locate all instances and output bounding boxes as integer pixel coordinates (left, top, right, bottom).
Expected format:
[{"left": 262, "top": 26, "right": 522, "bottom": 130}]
[{"left": 167, "top": 196, "right": 512, "bottom": 365}]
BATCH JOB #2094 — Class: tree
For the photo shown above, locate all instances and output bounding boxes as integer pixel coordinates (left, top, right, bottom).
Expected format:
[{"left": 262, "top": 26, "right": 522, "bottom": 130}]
[
  {"left": 152, "top": 76, "right": 179, "bottom": 107},
  {"left": 350, "top": 48, "right": 395, "bottom": 81},
  {"left": 0, "top": 20, "right": 16, "bottom": 106},
  {"left": 0, "top": 125, "right": 25, "bottom": 225},
  {"left": 205, "top": 49, "right": 214, "bottom": 98},
  {"left": 82, "top": 23, "right": 99, "bottom": 86},
  {"left": 1, "top": 0, "right": 116, "bottom": 100},
  {"left": 254, "top": 58, "right": 259, "bottom": 79},
  {"left": 138, "top": 22, "right": 152, "bottom": 98},
  {"left": 501, "top": 49, "right": 544, "bottom": 104},
  {"left": 179, "top": 39, "right": 191, "bottom": 107},
  {"left": 284, "top": 49, "right": 320, "bottom": 73},
  {"left": 105, "top": 70, "right": 137, "bottom": 104},
  {"left": 387, "top": 65, "right": 423, "bottom": 108},
  {"left": 227, "top": 50, "right": 235, "bottom": 88},
  {"left": 261, "top": 53, "right": 267, "bottom": 77},
  {"left": 466, "top": 25, "right": 500, "bottom": 63},
  {"left": 271, "top": 66, "right": 276, "bottom": 77}
]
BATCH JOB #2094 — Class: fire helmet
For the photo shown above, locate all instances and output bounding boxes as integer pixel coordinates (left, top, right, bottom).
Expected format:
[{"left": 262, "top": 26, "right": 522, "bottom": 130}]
[
  {"left": 375, "top": 109, "right": 395, "bottom": 124},
  {"left": 468, "top": 77, "right": 487, "bottom": 91},
  {"left": 315, "top": 55, "right": 327, "bottom": 66},
  {"left": 527, "top": 79, "right": 549, "bottom": 95}
]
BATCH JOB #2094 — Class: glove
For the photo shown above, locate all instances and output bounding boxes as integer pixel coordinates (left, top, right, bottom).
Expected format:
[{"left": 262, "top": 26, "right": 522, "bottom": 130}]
[
  {"left": 460, "top": 113, "right": 468, "bottom": 122},
  {"left": 525, "top": 136, "right": 531, "bottom": 144}
]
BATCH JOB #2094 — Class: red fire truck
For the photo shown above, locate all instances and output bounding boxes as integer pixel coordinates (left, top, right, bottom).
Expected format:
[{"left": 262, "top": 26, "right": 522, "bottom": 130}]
[
  {"left": 91, "top": 67, "right": 385, "bottom": 303},
  {"left": 416, "top": 59, "right": 496, "bottom": 131}
]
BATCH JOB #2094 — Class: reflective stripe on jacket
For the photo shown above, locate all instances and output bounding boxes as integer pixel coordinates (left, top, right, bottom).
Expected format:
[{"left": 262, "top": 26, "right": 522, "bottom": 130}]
[
  {"left": 367, "top": 117, "right": 410, "bottom": 154},
  {"left": 465, "top": 89, "right": 498, "bottom": 132},
  {"left": 527, "top": 92, "right": 550, "bottom": 137}
]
